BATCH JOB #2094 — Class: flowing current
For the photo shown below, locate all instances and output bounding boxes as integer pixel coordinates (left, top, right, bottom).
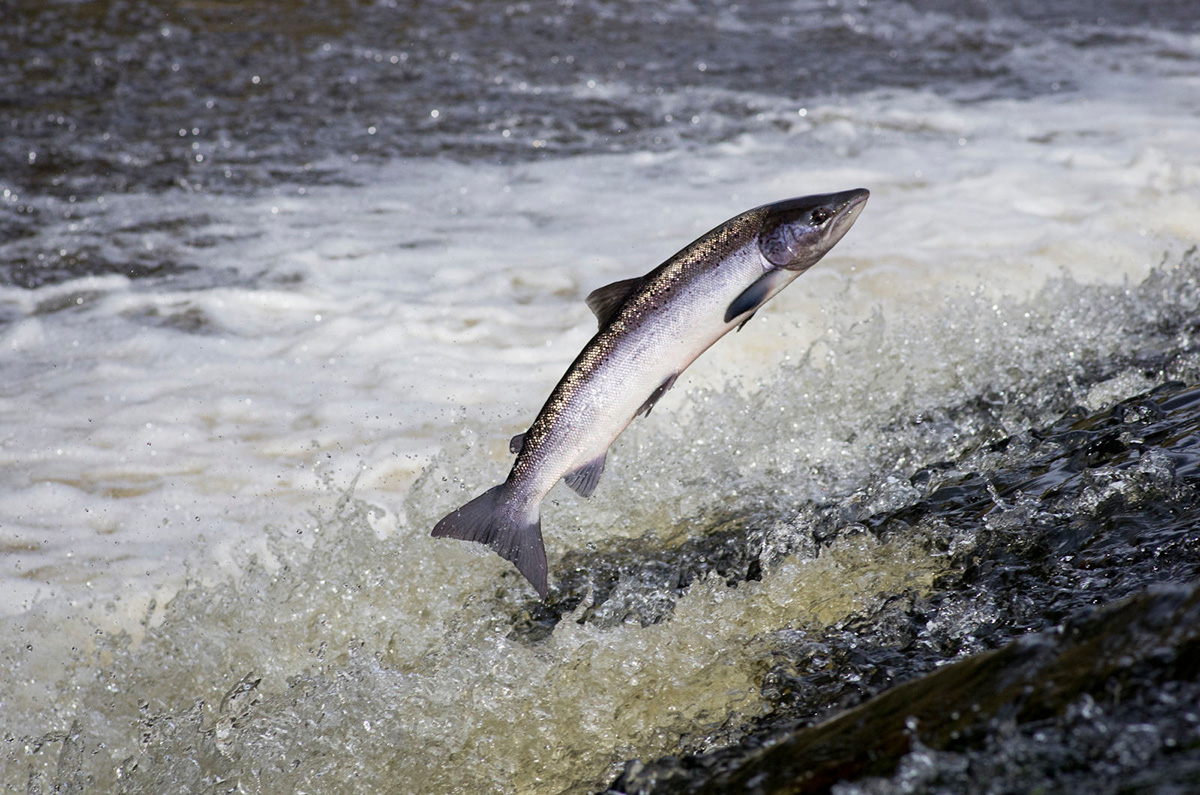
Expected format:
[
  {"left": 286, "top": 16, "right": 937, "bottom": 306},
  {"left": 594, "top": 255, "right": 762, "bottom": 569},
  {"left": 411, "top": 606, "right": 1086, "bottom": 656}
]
[{"left": 3, "top": 1, "right": 1200, "bottom": 792}]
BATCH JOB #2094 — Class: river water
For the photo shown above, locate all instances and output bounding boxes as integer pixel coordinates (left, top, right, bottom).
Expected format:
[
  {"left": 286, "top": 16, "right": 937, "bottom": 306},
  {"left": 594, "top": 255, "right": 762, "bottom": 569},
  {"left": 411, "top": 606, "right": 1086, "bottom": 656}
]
[{"left": 3, "top": 1, "right": 1200, "bottom": 792}]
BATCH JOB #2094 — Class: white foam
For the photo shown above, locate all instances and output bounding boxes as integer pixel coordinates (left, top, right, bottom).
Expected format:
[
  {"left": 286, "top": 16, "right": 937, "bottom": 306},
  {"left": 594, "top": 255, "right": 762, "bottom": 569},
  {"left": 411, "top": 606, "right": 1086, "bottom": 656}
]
[{"left": 3, "top": 66, "right": 1199, "bottom": 622}]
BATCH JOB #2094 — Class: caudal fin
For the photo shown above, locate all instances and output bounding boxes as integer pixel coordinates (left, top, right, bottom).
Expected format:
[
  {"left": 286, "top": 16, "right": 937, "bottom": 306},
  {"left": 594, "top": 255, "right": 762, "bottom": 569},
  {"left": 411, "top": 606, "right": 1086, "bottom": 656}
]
[{"left": 431, "top": 484, "right": 548, "bottom": 598}]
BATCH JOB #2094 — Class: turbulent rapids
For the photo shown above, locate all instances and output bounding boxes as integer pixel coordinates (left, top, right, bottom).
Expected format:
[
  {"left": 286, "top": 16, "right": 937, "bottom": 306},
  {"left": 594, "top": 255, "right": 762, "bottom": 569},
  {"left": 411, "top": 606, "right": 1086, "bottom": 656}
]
[{"left": 3, "top": 0, "right": 1200, "bottom": 792}]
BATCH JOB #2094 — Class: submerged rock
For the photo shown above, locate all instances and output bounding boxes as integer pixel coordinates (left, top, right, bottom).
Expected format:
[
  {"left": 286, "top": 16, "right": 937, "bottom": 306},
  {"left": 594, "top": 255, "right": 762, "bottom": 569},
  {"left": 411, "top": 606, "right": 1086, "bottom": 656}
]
[
  {"left": 604, "top": 375, "right": 1200, "bottom": 794},
  {"left": 676, "top": 581, "right": 1200, "bottom": 793}
]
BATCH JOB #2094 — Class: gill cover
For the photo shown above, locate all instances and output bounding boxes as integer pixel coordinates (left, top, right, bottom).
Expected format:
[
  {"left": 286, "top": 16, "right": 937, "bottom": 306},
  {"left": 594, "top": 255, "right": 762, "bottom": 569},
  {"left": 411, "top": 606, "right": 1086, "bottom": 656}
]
[{"left": 757, "top": 189, "right": 869, "bottom": 270}]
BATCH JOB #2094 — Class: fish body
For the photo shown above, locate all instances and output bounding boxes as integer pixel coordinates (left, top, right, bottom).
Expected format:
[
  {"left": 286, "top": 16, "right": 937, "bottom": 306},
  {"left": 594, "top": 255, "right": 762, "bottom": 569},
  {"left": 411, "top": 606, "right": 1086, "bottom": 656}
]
[{"left": 433, "top": 189, "right": 869, "bottom": 597}]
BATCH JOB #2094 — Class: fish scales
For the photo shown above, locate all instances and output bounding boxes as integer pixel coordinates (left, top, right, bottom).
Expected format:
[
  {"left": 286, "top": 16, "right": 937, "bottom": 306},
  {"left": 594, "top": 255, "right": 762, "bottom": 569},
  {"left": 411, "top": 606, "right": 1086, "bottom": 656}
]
[{"left": 514, "top": 216, "right": 762, "bottom": 495}]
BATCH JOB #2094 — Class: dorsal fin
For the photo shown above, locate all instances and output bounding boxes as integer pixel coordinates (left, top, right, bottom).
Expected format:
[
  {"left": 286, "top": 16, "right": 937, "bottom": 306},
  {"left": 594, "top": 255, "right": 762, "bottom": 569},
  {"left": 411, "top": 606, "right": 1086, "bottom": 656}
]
[{"left": 585, "top": 276, "right": 644, "bottom": 328}]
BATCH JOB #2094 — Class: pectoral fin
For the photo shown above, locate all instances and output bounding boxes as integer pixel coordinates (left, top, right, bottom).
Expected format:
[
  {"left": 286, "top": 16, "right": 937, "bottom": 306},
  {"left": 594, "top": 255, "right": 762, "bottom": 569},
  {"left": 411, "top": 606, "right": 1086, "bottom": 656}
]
[
  {"left": 509, "top": 432, "right": 526, "bottom": 455},
  {"left": 724, "top": 269, "right": 788, "bottom": 325},
  {"left": 564, "top": 451, "right": 607, "bottom": 498},
  {"left": 586, "top": 276, "right": 644, "bottom": 328}
]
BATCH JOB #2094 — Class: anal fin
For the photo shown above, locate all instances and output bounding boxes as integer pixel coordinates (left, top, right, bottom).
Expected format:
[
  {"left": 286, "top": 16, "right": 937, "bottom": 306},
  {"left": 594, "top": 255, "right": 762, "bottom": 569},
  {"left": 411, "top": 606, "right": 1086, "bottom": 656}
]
[{"left": 563, "top": 451, "right": 607, "bottom": 498}]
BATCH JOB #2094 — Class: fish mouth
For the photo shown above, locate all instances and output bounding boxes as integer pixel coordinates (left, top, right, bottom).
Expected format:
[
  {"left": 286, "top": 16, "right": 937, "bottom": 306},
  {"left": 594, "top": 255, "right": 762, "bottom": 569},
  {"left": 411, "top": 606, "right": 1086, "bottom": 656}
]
[
  {"left": 824, "top": 188, "right": 870, "bottom": 247},
  {"left": 757, "top": 188, "right": 870, "bottom": 271}
]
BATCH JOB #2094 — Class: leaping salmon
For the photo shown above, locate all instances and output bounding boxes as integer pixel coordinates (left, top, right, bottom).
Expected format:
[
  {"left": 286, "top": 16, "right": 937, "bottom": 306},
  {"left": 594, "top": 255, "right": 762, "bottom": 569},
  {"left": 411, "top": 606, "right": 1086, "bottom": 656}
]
[{"left": 433, "top": 189, "right": 869, "bottom": 597}]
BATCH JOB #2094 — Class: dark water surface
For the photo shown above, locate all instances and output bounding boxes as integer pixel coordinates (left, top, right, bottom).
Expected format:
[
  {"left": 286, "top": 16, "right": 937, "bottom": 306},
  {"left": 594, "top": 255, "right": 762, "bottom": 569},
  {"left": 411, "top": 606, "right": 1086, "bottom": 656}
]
[
  {"left": 6, "top": 0, "right": 1199, "bottom": 200},
  {"left": 5, "top": 0, "right": 1198, "bottom": 287}
]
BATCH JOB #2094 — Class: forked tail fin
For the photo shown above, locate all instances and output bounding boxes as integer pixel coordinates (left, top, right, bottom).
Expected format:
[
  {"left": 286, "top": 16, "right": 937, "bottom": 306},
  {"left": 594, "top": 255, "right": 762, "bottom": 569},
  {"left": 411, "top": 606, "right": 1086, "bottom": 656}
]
[{"left": 431, "top": 484, "right": 548, "bottom": 598}]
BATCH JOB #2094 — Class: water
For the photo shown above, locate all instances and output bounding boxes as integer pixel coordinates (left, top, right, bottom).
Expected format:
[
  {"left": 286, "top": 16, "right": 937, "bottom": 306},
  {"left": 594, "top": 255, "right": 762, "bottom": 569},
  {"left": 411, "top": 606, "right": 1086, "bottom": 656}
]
[{"left": 3, "top": 1, "right": 1200, "bottom": 792}]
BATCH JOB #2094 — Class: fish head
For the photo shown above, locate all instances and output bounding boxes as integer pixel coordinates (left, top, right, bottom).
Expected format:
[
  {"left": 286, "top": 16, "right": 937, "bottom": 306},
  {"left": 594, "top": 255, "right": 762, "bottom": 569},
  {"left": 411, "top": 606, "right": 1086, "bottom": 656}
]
[{"left": 756, "top": 188, "right": 869, "bottom": 271}]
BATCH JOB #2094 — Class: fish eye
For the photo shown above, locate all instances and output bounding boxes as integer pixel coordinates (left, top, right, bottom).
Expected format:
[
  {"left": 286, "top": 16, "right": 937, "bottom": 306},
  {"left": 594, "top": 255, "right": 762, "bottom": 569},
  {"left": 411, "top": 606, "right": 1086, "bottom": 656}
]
[{"left": 811, "top": 207, "right": 832, "bottom": 224}]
